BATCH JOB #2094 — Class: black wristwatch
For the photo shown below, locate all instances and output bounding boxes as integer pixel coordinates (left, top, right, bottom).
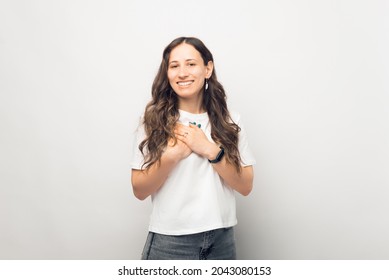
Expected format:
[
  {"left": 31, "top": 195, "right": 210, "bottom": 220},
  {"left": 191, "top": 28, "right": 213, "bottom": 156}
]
[{"left": 208, "top": 147, "right": 225, "bottom": 164}]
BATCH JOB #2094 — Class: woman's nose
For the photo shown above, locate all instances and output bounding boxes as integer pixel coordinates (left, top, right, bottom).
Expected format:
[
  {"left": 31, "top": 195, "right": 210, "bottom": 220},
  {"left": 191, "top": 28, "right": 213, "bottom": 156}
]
[{"left": 178, "top": 66, "right": 189, "bottom": 77}]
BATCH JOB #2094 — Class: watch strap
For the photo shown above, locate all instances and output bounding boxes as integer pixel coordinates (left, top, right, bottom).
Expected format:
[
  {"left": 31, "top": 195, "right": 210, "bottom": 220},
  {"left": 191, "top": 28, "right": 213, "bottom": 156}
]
[{"left": 208, "top": 147, "right": 225, "bottom": 163}]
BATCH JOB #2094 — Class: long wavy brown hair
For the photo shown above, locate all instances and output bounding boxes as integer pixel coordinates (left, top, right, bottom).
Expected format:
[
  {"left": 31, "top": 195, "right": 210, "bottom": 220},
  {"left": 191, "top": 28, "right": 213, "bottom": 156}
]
[{"left": 139, "top": 37, "right": 242, "bottom": 173}]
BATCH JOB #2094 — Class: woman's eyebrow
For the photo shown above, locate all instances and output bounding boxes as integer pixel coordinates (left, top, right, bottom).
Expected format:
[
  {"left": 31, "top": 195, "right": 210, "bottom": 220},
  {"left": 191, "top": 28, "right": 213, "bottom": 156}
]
[{"left": 169, "top": 59, "right": 197, "bottom": 64}]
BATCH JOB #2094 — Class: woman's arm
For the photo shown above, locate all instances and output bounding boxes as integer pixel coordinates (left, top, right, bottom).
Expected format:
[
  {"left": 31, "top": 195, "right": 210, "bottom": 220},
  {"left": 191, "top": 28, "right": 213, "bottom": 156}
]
[
  {"left": 214, "top": 164, "right": 253, "bottom": 196},
  {"left": 202, "top": 143, "right": 254, "bottom": 196},
  {"left": 131, "top": 138, "right": 191, "bottom": 200}
]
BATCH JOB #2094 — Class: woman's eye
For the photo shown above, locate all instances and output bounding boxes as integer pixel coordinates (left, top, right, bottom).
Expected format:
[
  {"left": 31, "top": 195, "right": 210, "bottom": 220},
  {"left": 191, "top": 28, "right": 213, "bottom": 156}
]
[
  {"left": 170, "top": 65, "right": 178, "bottom": 69},
  {"left": 189, "top": 63, "right": 196, "bottom": 67}
]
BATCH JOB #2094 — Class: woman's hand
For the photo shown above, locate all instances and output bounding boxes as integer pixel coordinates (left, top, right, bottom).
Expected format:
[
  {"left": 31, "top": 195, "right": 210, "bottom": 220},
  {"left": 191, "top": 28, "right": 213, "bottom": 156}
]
[
  {"left": 164, "top": 137, "right": 192, "bottom": 161},
  {"left": 172, "top": 123, "right": 254, "bottom": 196},
  {"left": 174, "top": 123, "right": 220, "bottom": 160}
]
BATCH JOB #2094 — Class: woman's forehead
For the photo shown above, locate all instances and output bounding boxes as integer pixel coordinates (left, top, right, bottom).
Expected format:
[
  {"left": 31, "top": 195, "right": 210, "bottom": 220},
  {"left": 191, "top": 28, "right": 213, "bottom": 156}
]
[{"left": 169, "top": 43, "right": 202, "bottom": 63}]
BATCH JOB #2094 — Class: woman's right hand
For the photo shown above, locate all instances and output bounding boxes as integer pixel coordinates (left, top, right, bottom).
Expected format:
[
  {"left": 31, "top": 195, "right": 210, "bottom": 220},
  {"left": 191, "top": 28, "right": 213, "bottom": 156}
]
[{"left": 163, "top": 138, "right": 192, "bottom": 161}]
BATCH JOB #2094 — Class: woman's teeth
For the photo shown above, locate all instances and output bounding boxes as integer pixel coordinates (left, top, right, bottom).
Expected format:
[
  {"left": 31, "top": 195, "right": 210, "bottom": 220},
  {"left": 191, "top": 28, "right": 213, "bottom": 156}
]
[{"left": 178, "top": 81, "right": 193, "bottom": 86}]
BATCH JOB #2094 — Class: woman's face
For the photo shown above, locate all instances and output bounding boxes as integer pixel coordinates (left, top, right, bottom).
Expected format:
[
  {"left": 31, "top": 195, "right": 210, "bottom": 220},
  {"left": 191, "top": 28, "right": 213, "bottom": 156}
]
[{"left": 167, "top": 43, "right": 213, "bottom": 103}]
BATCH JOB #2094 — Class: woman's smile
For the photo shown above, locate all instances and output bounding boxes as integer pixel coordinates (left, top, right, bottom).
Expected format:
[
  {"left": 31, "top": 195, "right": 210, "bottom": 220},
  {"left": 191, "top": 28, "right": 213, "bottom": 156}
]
[{"left": 177, "top": 80, "right": 194, "bottom": 87}]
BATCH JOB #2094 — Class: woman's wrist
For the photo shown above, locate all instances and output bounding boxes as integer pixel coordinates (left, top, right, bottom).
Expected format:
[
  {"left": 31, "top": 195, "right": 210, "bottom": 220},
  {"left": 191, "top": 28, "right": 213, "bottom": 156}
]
[{"left": 202, "top": 143, "right": 222, "bottom": 160}]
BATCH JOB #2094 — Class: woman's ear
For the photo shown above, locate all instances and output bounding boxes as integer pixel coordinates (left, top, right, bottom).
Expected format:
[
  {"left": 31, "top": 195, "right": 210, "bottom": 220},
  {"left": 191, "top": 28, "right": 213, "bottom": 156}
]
[{"left": 206, "top": 61, "right": 214, "bottom": 79}]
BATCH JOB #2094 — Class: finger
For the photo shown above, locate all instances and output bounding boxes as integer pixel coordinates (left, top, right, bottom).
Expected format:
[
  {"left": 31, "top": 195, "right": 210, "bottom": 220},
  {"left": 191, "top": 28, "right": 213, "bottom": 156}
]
[
  {"left": 175, "top": 133, "right": 186, "bottom": 141},
  {"left": 176, "top": 138, "right": 188, "bottom": 145},
  {"left": 180, "top": 131, "right": 191, "bottom": 142},
  {"left": 174, "top": 131, "right": 186, "bottom": 139},
  {"left": 189, "top": 123, "right": 203, "bottom": 131},
  {"left": 174, "top": 128, "right": 183, "bottom": 137},
  {"left": 175, "top": 126, "right": 191, "bottom": 136},
  {"left": 167, "top": 138, "right": 177, "bottom": 146},
  {"left": 175, "top": 123, "right": 187, "bottom": 129}
]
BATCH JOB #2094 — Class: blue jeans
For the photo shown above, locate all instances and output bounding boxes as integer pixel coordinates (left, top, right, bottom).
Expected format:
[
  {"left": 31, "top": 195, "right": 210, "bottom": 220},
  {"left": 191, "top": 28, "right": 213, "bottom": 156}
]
[{"left": 141, "top": 227, "right": 236, "bottom": 260}]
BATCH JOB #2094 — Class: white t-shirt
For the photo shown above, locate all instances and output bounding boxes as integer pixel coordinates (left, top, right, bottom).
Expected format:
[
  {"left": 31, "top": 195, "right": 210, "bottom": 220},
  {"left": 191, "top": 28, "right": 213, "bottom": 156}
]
[{"left": 130, "top": 110, "right": 256, "bottom": 235}]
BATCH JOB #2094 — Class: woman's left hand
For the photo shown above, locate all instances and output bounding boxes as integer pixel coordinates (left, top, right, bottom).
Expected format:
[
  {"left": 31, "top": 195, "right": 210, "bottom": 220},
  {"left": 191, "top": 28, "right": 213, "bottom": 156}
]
[{"left": 174, "top": 123, "right": 220, "bottom": 160}]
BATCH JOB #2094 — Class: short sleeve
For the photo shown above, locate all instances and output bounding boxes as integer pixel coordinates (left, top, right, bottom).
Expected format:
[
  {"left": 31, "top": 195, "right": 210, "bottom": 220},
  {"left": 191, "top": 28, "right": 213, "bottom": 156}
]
[
  {"left": 232, "top": 112, "right": 256, "bottom": 167},
  {"left": 130, "top": 116, "right": 146, "bottom": 170}
]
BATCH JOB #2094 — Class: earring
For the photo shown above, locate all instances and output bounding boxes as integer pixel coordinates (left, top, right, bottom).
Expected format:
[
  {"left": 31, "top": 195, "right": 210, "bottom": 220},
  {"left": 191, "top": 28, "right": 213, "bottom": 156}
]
[{"left": 205, "top": 79, "right": 209, "bottom": 91}]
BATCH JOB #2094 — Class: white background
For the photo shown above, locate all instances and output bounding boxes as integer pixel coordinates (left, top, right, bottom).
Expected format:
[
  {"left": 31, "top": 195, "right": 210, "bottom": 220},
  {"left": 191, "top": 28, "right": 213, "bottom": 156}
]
[{"left": 1, "top": 0, "right": 388, "bottom": 259}]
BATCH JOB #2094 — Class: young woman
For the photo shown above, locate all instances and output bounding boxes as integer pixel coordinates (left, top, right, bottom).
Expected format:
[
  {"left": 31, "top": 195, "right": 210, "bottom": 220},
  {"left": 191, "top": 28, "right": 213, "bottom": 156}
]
[{"left": 130, "top": 37, "right": 256, "bottom": 260}]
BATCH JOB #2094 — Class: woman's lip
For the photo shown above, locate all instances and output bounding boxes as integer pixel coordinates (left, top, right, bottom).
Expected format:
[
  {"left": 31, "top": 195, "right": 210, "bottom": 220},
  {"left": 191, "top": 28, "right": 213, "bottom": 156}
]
[{"left": 177, "top": 81, "right": 194, "bottom": 86}]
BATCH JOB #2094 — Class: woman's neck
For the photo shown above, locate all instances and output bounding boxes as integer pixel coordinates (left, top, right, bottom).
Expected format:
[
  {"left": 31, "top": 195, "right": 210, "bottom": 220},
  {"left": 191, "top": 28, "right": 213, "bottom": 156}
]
[{"left": 178, "top": 98, "right": 205, "bottom": 114}]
